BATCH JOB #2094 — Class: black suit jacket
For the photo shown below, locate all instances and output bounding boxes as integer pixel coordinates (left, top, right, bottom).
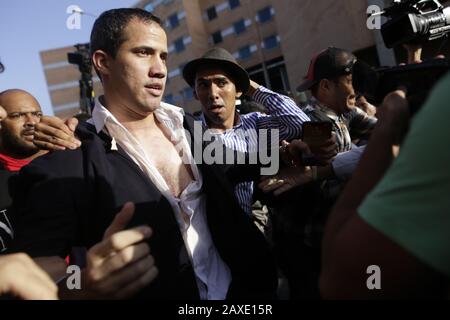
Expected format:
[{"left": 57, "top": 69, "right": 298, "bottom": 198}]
[{"left": 12, "top": 114, "right": 277, "bottom": 299}]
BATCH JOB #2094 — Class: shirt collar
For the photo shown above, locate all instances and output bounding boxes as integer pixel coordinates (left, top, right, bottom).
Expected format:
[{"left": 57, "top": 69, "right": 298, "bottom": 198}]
[
  {"left": 309, "top": 98, "right": 340, "bottom": 122},
  {"left": 90, "top": 96, "right": 185, "bottom": 134}
]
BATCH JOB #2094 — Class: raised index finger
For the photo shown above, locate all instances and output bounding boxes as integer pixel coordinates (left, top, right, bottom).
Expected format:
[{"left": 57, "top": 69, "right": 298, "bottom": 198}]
[{"left": 91, "top": 226, "right": 152, "bottom": 260}]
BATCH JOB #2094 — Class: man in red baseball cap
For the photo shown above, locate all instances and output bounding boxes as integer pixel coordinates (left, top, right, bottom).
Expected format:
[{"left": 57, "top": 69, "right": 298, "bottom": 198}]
[
  {"left": 258, "top": 47, "right": 378, "bottom": 298},
  {"left": 298, "top": 47, "right": 376, "bottom": 153}
]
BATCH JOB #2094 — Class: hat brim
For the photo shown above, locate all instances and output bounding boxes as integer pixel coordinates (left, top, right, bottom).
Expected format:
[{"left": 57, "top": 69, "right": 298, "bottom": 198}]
[
  {"left": 296, "top": 79, "right": 318, "bottom": 92},
  {"left": 182, "top": 58, "right": 250, "bottom": 94}
]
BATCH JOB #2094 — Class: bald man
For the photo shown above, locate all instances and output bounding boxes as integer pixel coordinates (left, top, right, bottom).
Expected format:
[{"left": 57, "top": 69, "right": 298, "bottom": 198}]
[
  {"left": 0, "top": 89, "right": 47, "bottom": 168},
  {"left": 0, "top": 89, "right": 47, "bottom": 252}
]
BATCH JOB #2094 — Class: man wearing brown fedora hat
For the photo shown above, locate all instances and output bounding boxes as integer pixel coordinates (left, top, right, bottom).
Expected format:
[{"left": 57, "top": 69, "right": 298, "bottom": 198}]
[{"left": 183, "top": 47, "right": 315, "bottom": 220}]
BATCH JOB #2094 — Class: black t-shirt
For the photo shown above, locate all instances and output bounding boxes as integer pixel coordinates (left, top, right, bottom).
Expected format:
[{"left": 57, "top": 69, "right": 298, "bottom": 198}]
[{"left": 0, "top": 167, "right": 15, "bottom": 253}]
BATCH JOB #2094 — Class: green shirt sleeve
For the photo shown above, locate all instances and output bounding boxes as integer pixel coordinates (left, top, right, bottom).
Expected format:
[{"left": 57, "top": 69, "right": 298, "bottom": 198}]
[{"left": 359, "top": 73, "right": 450, "bottom": 277}]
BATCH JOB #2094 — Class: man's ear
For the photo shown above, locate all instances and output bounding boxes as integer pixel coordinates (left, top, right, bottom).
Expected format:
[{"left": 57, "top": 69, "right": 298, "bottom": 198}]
[
  {"left": 236, "top": 91, "right": 243, "bottom": 98},
  {"left": 92, "top": 50, "right": 111, "bottom": 79},
  {"left": 319, "top": 79, "right": 333, "bottom": 94}
]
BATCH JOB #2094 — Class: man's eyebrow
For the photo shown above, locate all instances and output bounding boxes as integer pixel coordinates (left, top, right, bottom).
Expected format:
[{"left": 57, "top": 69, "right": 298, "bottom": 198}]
[
  {"left": 196, "top": 77, "right": 210, "bottom": 82},
  {"left": 197, "top": 76, "right": 228, "bottom": 81},
  {"left": 8, "top": 109, "right": 42, "bottom": 114},
  {"left": 132, "top": 46, "right": 168, "bottom": 55},
  {"left": 132, "top": 45, "right": 152, "bottom": 50}
]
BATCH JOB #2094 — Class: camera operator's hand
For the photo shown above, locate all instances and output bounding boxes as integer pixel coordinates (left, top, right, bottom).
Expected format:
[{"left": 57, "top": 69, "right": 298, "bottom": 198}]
[
  {"left": 34, "top": 116, "right": 81, "bottom": 151},
  {"left": 402, "top": 43, "right": 422, "bottom": 64},
  {"left": 376, "top": 89, "right": 410, "bottom": 145}
]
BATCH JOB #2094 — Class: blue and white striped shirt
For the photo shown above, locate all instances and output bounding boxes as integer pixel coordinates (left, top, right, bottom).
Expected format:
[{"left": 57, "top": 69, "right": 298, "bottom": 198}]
[{"left": 200, "top": 86, "right": 310, "bottom": 215}]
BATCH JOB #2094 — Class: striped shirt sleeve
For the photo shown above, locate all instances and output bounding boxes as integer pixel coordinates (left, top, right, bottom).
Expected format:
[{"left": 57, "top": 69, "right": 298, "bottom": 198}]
[{"left": 252, "top": 86, "right": 310, "bottom": 141}]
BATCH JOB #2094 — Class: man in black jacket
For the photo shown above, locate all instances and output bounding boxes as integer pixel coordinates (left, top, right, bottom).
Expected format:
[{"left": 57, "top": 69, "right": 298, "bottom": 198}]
[{"left": 12, "top": 8, "right": 276, "bottom": 300}]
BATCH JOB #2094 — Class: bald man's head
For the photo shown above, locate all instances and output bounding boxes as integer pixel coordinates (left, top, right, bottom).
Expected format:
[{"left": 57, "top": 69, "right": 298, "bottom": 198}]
[
  {"left": 0, "top": 89, "right": 43, "bottom": 158},
  {"left": 0, "top": 89, "right": 41, "bottom": 110}
]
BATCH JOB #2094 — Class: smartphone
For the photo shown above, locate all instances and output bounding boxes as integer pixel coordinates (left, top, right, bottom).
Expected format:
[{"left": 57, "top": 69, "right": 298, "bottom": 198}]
[{"left": 301, "top": 121, "right": 332, "bottom": 165}]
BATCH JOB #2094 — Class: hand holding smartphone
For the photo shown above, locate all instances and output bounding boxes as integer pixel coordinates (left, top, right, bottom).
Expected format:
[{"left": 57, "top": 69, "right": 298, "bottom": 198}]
[{"left": 301, "top": 121, "right": 333, "bottom": 166}]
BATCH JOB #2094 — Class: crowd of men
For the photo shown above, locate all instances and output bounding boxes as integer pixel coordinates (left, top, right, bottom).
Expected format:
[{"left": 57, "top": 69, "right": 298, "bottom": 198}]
[{"left": 0, "top": 8, "right": 449, "bottom": 300}]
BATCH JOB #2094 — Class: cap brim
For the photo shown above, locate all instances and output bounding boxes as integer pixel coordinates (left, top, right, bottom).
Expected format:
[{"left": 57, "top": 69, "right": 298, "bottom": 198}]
[{"left": 183, "top": 58, "right": 250, "bottom": 94}]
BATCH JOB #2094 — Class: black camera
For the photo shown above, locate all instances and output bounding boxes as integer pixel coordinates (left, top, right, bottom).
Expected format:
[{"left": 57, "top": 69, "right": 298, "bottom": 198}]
[
  {"left": 68, "top": 44, "right": 92, "bottom": 76},
  {"left": 353, "top": 58, "right": 450, "bottom": 114},
  {"left": 376, "top": 0, "right": 450, "bottom": 48},
  {"left": 68, "top": 43, "right": 94, "bottom": 117}
]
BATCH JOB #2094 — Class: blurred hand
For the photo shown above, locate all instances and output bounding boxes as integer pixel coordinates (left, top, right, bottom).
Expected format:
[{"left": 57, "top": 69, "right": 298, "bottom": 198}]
[
  {"left": 376, "top": 89, "right": 410, "bottom": 144},
  {"left": 402, "top": 43, "right": 422, "bottom": 64},
  {"left": 0, "top": 253, "right": 58, "bottom": 300},
  {"left": 34, "top": 116, "right": 81, "bottom": 151},
  {"left": 280, "top": 136, "right": 336, "bottom": 168},
  {"left": 306, "top": 133, "right": 337, "bottom": 166},
  {"left": 246, "top": 80, "right": 261, "bottom": 96},
  {"left": 279, "top": 140, "right": 303, "bottom": 167},
  {"left": 259, "top": 165, "right": 313, "bottom": 196},
  {"left": 356, "top": 95, "right": 377, "bottom": 117},
  {"left": 84, "top": 202, "right": 158, "bottom": 299}
]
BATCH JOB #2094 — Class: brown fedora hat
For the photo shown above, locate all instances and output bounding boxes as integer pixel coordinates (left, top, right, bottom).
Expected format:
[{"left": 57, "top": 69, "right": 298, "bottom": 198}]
[{"left": 182, "top": 47, "right": 250, "bottom": 93}]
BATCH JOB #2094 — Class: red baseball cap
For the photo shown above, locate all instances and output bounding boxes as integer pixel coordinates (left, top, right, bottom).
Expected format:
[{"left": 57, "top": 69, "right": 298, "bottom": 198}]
[{"left": 297, "top": 47, "right": 357, "bottom": 92}]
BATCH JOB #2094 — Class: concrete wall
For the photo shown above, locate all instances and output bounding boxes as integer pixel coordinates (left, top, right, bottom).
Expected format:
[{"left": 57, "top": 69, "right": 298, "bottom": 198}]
[{"left": 272, "top": 0, "right": 376, "bottom": 91}]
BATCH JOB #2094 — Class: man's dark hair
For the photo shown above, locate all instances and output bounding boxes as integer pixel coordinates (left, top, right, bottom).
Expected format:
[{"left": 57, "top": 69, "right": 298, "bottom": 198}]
[
  {"left": 90, "top": 8, "right": 163, "bottom": 59},
  {"left": 309, "top": 49, "right": 356, "bottom": 98}
]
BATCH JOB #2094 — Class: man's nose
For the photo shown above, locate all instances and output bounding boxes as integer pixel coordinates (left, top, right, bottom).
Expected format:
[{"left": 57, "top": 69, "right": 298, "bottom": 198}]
[
  {"left": 149, "top": 56, "right": 167, "bottom": 79},
  {"left": 24, "top": 114, "right": 38, "bottom": 126},
  {"left": 208, "top": 83, "right": 219, "bottom": 100}
]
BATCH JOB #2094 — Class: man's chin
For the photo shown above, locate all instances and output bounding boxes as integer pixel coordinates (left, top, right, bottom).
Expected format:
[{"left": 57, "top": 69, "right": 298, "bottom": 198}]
[
  {"left": 207, "top": 112, "right": 225, "bottom": 124},
  {"left": 23, "top": 136, "right": 34, "bottom": 143},
  {"left": 12, "top": 145, "right": 40, "bottom": 158},
  {"left": 140, "top": 97, "right": 163, "bottom": 112},
  {"left": 23, "top": 142, "right": 39, "bottom": 153}
]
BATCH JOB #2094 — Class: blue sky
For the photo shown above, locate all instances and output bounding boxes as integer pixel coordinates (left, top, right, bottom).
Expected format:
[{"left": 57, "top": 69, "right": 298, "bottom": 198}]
[{"left": 0, "top": 0, "right": 137, "bottom": 115}]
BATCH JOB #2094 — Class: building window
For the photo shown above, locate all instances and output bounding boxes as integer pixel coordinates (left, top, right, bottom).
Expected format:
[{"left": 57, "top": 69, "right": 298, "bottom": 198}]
[
  {"left": 207, "top": 6, "right": 217, "bottom": 20},
  {"left": 239, "top": 45, "right": 251, "bottom": 60},
  {"left": 263, "top": 35, "right": 279, "bottom": 49},
  {"left": 229, "top": 0, "right": 240, "bottom": 9},
  {"left": 174, "top": 38, "right": 185, "bottom": 53},
  {"left": 257, "top": 6, "right": 273, "bottom": 23},
  {"left": 168, "top": 13, "right": 179, "bottom": 29},
  {"left": 212, "top": 31, "right": 223, "bottom": 44},
  {"left": 233, "top": 19, "right": 246, "bottom": 35}
]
